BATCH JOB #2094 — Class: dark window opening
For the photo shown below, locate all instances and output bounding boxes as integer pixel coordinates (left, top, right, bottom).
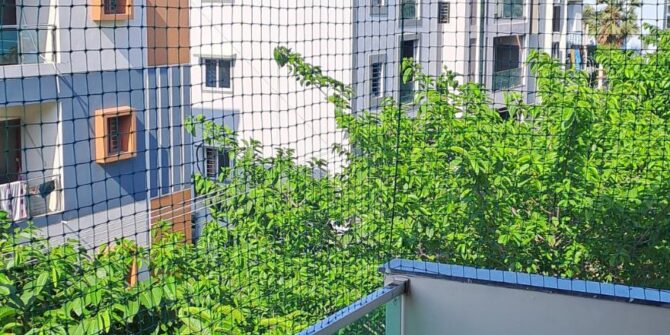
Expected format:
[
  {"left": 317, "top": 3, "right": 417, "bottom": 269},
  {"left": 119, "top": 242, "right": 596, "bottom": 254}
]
[
  {"left": 104, "top": 0, "right": 127, "bottom": 15},
  {"left": 107, "top": 115, "right": 132, "bottom": 155},
  {"left": 0, "top": 119, "right": 20, "bottom": 184},
  {"left": 205, "top": 147, "right": 231, "bottom": 179},
  {"left": 438, "top": 2, "right": 450, "bottom": 23},
  {"left": 370, "top": 62, "right": 383, "bottom": 97},
  {"left": 400, "top": 39, "right": 416, "bottom": 103},
  {"left": 552, "top": 5, "right": 561, "bottom": 32}
]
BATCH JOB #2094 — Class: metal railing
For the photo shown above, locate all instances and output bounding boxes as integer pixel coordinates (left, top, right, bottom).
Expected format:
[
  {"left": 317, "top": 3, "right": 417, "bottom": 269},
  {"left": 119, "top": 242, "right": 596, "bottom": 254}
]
[
  {"left": 297, "top": 278, "right": 407, "bottom": 335},
  {"left": 0, "top": 174, "right": 62, "bottom": 221},
  {"left": 0, "top": 25, "right": 56, "bottom": 66},
  {"left": 492, "top": 67, "right": 522, "bottom": 91}
]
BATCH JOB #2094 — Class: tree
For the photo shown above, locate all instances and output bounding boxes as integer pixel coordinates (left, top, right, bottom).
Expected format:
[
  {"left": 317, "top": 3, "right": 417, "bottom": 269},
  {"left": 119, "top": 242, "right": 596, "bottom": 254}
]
[
  {"left": 583, "top": 0, "right": 641, "bottom": 48},
  {"left": 583, "top": 0, "right": 641, "bottom": 87}
]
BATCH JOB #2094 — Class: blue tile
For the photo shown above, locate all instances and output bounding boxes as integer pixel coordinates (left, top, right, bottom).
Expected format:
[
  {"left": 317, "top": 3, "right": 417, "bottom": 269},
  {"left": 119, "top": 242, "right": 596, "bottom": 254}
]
[
  {"left": 572, "top": 280, "right": 586, "bottom": 293},
  {"left": 630, "top": 287, "right": 646, "bottom": 300},
  {"left": 476, "top": 268, "right": 490, "bottom": 281},
  {"left": 600, "top": 283, "right": 615, "bottom": 296},
  {"left": 530, "top": 274, "right": 544, "bottom": 287},
  {"left": 660, "top": 290, "right": 670, "bottom": 303},
  {"left": 643, "top": 289, "right": 660, "bottom": 302},
  {"left": 544, "top": 276, "right": 558, "bottom": 289},
  {"left": 557, "top": 279, "right": 572, "bottom": 291},
  {"left": 437, "top": 263, "right": 451, "bottom": 276},
  {"left": 614, "top": 285, "right": 630, "bottom": 298},
  {"left": 517, "top": 273, "right": 531, "bottom": 286},
  {"left": 452, "top": 265, "right": 464, "bottom": 278},
  {"left": 503, "top": 271, "right": 517, "bottom": 284},
  {"left": 586, "top": 281, "right": 601, "bottom": 294},
  {"left": 425, "top": 261, "right": 439, "bottom": 274},
  {"left": 490, "top": 270, "right": 504, "bottom": 282},
  {"left": 463, "top": 266, "right": 477, "bottom": 279}
]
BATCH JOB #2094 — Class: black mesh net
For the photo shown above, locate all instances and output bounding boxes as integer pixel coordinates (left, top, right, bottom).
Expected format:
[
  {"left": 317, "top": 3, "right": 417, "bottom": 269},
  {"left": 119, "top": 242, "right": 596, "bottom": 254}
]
[{"left": 1, "top": 0, "right": 669, "bottom": 333}]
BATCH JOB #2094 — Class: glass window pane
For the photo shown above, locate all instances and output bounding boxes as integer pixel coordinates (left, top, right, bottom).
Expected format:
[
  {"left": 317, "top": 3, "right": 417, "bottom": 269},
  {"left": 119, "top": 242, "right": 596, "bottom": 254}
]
[
  {"left": 370, "top": 62, "right": 383, "bottom": 97},
  {"left": 218, "top": 60, "right": 231, "bottom": 88},
  {"left": 204, "top": 59, "right": 217, "bottom": 88}
]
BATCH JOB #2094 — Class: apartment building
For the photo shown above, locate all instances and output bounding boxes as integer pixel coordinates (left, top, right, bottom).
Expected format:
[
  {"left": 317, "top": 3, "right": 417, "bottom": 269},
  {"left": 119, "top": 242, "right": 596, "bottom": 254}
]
[
  {"left": 0, "top": 0, "right": 193, "bottom": 249},
  {"left": 190, "top": 0, "right": 353, "bottom": 176},
  {"left": 354, "top": 0, "right": 578, "bottom": 111},
  {"left": 190, "top": 0, "right": 587, "bottom": 165}
]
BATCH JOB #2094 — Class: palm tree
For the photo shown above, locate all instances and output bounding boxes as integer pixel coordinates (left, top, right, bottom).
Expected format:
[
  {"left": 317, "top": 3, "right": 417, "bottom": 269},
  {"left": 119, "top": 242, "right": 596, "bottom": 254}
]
[
  {"left": 583, "top": 0, "right": 641, "bottom": 48},
  {"left": 582, "top": 0, "right": 640, "bottom": 88}
]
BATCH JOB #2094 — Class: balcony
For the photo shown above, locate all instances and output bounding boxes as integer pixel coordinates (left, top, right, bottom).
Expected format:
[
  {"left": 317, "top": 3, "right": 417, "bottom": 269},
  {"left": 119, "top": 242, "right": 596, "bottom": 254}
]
[
  {"left": 301, "top": 259, "right": 670, "bottom": 335},
  {"left": 0, "top": 175, "right": 62, "bottom": 221},
  {"left": 0, "top": 25, "right": 56, "bottom": 66},
  {"left": 492, "top": 67, "right": 522, "bottom": 91}
]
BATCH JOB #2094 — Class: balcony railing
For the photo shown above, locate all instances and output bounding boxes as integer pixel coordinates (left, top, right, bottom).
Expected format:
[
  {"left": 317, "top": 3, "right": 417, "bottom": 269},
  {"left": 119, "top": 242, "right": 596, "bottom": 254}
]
[
  {"left": 0, "top": 25, "right": 56, "bottom": 66},
  {"left": 492, "top": 67, "right": 522, "bottom": 91},
  {"left": 0, "top": 174, "right": 62, "bottom": 221}
]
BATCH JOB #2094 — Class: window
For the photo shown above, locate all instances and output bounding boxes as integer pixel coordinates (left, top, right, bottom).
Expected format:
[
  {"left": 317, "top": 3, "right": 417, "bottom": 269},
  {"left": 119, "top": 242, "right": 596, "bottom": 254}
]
[
  {"left": 400, "top": 38, "right": 416, "bottom": 103},
  {"left": 469, "top": 0, "right": 476, "bottom": 25},
  {"left": 368, "top": 54, "right": 386, "bottom": 107},
  {"left": 94, "top": 106, "right": 136, "bottom": 163},
  {"left": 0, "top": 119, "right": 21, "bottom": 184},
  {"left": 205, "top": 147, "right": 231, "bottom": 179},
  {"left": 493, "top": 36, "right": 522, "bottom": 90},
  {"left": 370, "top": 63, "right": 383, "bottom": 97},
  {"left": 91, "top": 0, "right": 132, "bottom": 21},
  {"left": 666, "top": 3, "right": 670, "bottom": 29},
  {"left": 401, "top": 0, "right": 417, "bottom": 20},
  {"left": 370, "top": 0, "right": 387, "bottom": 15},
  {"left": 552, "top": 5, "right": 561, "bottom": 32},
  {"left": 104, "top": 0, "right": 127, "bottom": 14},
  {"left": 438, "top": 2, "right": 450, "bottom": 23},
  {"left": 551, "top": 42, "right": 560, "bottom": 59},
  {"left": 468, "top": 38, "right": 477, "bottom": 82},
  {"left": 202, "top": 58, "right": 232, "bottom": 90},
  {"left": 497, "top": 0, "right": 523, "bottom": 19},
  {"left": 107, "top": 116, "right": 130, "bottom": 155}
]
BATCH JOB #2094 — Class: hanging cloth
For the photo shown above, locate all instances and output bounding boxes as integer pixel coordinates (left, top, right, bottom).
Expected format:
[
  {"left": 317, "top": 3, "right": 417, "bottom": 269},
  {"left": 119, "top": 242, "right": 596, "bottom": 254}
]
[
  {"left": 9, "top": 181, "right": 28, "bottom": 221},
  {"left": 0, "top": 182, "right": 12, "bottom": 217},
  {"left": 575, "top": 47, "right": 582, "bottom": 71}
]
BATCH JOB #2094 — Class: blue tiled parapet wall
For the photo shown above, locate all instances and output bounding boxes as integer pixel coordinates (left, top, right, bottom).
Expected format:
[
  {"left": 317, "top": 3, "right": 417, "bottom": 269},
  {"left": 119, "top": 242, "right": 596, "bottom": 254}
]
[{"left": 381, "top": 259, "right": 670, "bottom": 306}]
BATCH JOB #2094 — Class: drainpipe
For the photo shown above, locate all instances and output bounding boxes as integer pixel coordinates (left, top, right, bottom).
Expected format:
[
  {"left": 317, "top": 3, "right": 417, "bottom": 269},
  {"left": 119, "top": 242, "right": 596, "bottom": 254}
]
[{"left": 477, "top": 0, "right": 487, "bottom": 85}]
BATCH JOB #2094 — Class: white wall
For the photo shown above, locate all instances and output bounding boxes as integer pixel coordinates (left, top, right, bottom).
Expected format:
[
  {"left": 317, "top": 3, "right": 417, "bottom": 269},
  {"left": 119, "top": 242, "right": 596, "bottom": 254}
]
[
  {"left": 399, "top": 274, "right": 670, "bottom": 335},
  {"left": 190, "top": 0, "right": 353, "bottom": 171},
  {"left": 0, "top": 102, "right": 62, "bottom": 181}
]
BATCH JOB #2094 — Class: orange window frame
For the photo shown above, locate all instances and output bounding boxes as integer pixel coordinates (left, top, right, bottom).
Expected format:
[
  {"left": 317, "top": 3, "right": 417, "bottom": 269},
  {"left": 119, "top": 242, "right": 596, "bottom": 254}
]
[
  {"left": 94, "top": 106, "right": 136, "bottom": 164},
  {"left": 91, "top": 0, "right": 133, "bottom": 21}
]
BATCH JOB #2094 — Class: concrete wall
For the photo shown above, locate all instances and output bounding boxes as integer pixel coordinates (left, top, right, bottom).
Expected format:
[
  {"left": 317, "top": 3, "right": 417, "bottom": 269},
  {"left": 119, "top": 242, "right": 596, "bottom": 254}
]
[{"left": 384, "top": 260, "right": 670, "bottom": 335}]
